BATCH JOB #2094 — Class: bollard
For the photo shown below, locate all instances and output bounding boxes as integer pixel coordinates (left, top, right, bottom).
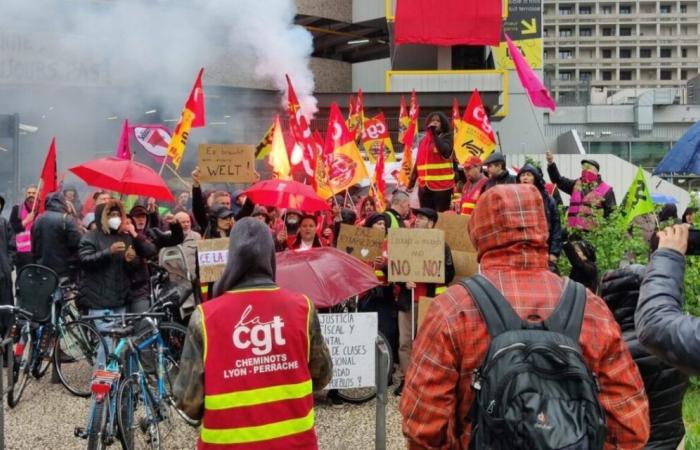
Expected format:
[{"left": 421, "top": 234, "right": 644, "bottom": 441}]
[{"left": 375, "top": 335, "right": 390, "bottom": 450}]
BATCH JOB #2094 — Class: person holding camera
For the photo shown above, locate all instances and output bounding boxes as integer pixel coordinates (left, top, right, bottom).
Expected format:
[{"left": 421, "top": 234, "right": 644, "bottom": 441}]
[
  {"left": 636, "top": 223, "right": 700, "bottom": 375},
  {"left": 408, "top": 112, "right": 455, "bottom": 212}
]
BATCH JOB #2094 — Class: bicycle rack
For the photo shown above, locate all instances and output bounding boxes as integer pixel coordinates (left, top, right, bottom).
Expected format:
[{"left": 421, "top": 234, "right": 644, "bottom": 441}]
[{"left": 374, "top": 335, "right": 391, "bottom": 450}]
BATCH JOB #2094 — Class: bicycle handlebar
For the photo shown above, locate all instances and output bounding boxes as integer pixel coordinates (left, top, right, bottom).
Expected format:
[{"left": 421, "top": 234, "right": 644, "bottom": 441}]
[
  {"left": 81, "top": 311, "right": 167, "bottom": 323},
  {"left": 0, "top": 305, "right": 35, "bottom": 320}
]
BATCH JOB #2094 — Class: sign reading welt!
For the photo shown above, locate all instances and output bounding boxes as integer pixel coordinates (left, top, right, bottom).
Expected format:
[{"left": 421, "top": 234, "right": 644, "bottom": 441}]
[
  {"left": 198, "top": 144, "right": 256, "bottom": 183},
  {"left": 387, "top": 228, "right": 445, "bottom": 283}
]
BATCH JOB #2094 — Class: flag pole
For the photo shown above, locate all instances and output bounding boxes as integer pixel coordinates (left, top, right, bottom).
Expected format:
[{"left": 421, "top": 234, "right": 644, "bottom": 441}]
[
  {"left": 526, "top": 98, "right": 548, "bottom": 150},
  {"left": 495, "top": 131, "right": 504, "bottom": 153},
  {"left": 165, "top": 164, "right": 192, "bottom": 190},
  {"left": 158, "top": 156, "right": 168, "bottom": 176}
]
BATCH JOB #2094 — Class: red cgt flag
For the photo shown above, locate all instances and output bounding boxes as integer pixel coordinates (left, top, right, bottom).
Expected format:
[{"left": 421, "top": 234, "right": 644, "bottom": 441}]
[
  {"left": 37, "top": 138, "right": 58, "bottom": 213},
  {"left": 286, "top": 74, "right": 317, "bottom": 179},
  {"left": 395, "top": 0, "right": 501, "bottom": 46},
  {"left": 186, "top": 68, "right": 206, "bottom": 128}
]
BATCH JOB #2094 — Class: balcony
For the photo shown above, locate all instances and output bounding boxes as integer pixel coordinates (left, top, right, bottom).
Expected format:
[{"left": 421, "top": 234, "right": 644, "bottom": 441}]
[{"left": 384, "top": 69, "right": 509, "bottom": 116}]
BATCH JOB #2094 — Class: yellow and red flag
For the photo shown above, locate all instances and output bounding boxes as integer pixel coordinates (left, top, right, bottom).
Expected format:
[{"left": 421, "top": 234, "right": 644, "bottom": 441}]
[
  {"left": 255, "top": 120, "right": 275, "bottom": 160},
  {"left": 312, "top": 130, "right": 333, "bottom": 200},
  {"left": 452, "top": 98, "right": 464, "bottom": 156},
  {"left": 362, "top": 112, "right": 396, "bottom": 163},
  {"left": 286, "top": 74, "right": 317, "bottom": 180},
  {"left": 454, "top": 89, "right": 496, "bottom": 164},
  {"left": 372, "top": 140, "right": 387, "bottom": 212},
  {"left": 347, "top": 89, "right": 365, "bottom": 141},
  {"left": 268, "top": 115, "right": 291, "bottom": 180},
  {"left": 324, "top": 102, "right": 369, "bottom": 194},
  {"left": 398, "top": 90, "right": 419, "bottom": 187},
  {"left": 166, "top": 68, "right": 205, "bottom": 169},
  {"left": 398, "top": 95, "right": 409, "bottom": 144}
]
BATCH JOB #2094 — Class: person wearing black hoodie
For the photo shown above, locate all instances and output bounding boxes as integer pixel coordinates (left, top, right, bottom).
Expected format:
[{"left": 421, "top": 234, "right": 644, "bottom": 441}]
[
  {"left": 602, "top": 265, "right": 688, "bottom": 449},
  {"left": 174, "top": 218, "right": 332, "bottom": 444},
  {"left": 190, "top": 166, "right": 254, "bottom": 234},
  {"left": 0, "top": 196, "right": 16, "bottom": 336},
  {"left": 517, "top": 164, "right": 563, "bottom": 270},
  {"left": 31, "top": 192, "right": 83, "bottom": 279}
]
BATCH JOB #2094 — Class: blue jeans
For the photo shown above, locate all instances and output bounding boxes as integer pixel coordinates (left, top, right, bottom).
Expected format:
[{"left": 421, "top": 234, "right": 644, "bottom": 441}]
[{"left": 89, "top": 307, "right": 126, "bottom": 369}]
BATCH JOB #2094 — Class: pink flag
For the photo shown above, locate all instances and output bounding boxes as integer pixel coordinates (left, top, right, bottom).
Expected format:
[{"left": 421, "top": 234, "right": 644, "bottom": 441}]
[
  {"left": 116, "top": 119, "right": 131, "bottom": 160},
  {"left": 505, "top": 34, "right": 556, "bottom": 112}
]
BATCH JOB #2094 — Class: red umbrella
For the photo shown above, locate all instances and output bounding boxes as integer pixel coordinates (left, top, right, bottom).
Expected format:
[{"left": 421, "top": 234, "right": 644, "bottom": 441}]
[
  {"left": 69, "top": 157, "right": 175, "bottom": 202},
  {"left": 275, "top": 247, "right": 380, "bottom": 309},
  {"left": 243, "top": 179, "right": 329, "bottom": 212}
]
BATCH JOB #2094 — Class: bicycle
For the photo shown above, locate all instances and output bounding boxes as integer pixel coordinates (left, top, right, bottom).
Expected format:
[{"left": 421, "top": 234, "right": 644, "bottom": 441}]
[{"left": 75, "top": 311, "right": 192, "bottom": 450}]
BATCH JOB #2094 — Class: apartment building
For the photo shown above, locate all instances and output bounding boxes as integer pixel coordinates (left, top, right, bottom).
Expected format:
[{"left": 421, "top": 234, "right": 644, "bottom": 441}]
[{"left": 543, "top": 0, "right": 700, "bottom": 103}]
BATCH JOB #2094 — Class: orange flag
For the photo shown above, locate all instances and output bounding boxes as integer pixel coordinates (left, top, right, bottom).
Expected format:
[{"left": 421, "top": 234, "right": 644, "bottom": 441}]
[
  {"left": 268, "top": 115, "right": 291, "bottom": 180},
  {"left": 398, "top": 95, "right": 409, "bottom": 144},
  {"left": 324, "top": 102, "right": 369, "bottom": 194}
]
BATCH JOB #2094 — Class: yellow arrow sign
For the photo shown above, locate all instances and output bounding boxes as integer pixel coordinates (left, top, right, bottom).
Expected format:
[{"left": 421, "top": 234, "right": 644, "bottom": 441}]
[{"left": 521, "top": 18, "right": 537, "bottom": 35}]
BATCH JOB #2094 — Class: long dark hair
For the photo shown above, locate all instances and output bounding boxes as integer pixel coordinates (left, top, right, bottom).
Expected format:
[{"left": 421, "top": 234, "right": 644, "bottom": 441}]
[{"left": 424, "top": 111, "right": 451, "bottom": 134}]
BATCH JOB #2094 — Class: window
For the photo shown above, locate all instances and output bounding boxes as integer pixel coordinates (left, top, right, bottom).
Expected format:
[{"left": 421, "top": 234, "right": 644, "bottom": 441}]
[
  {"left": 660, "top": 48, "right": 672, "bottom": 58},
  {"left": 640, "top": 48, "right": 652, "bottom": 58},
  {"left": 559, "top": 50, "right": 573, "bottom": 59},
  {"left": 602, "top": 49, "right": 613, "bottom": 58},
  {"left": 602, "top": 27, "right": 614, "bottom": 36},
  {"left": 590, "top": 142, "right": 630, "bottom": 161},
  {"left": 682, "top": 70, "right": 688, "bottom": 80},
  {"left": 560, "top": 28, "right": 573, "bottom": 37},
  {"left": 580, "top": 28, "right": 592, "bottom": 37},
  {"left": 602, "top": 6, "right": 613, "bottom": 14},
  {"left": 661, "top": 70, "right": 673, "bottom": 80},
  {"left": 620, "top": 70, "right": 632, "bottom": 80},
  {"left": 602, "top": 70, "right": 613, "bottom": 81},
  {"left": 620, "top": 49, "right": 632, "bottom": 58},
  {"left": 559, "top": 7, "right": 572, "bottom": 15},
  {"left": 631, "top": 142, "right": 670, "bottom": 168},
  {"left": 682, "top": 48, "right": 688, "bottom": 58},
  {"left": 579, "top": 6, "right": 592, "bottom": 14},
  {"left": 681, "top": 4, "right": 687, "bottom": 13},
  {"left": 660, "top": 5, "right": 671, "bottom": 13},
  {"left": 580, "top": 71, "right": 592, "bottom": 81},
  {"left": 619, "top": 6, "right": 631, "bottom": 14},
  {"left": 619, "top": 27, "right": 632, "bottom": 36},
  {"left": 559, "top": 71, "right": 573, "bottom": 81}
]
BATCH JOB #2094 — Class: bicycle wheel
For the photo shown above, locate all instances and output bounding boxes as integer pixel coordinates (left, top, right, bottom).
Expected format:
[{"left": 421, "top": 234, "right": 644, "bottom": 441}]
[
  {"left": 87, "top": 397, "right": 108, "bottom": 450},
  {"left": 335, "top": 331, "right": 393, "bottom": 404},
  {"left": 55, "top": 320, "right": 105, "bottom": 397},
  {"left": 157, "top": 322, "right": 187, "bottom": 395},
  {"left": 7, "top": 328, "right": 33, "bottom": 408},
  {"left": 117, "top": 376, "right": 160, "bottom": 450},
  {"left": 33, "top": 325, "right": 57, "bottom": 379}
]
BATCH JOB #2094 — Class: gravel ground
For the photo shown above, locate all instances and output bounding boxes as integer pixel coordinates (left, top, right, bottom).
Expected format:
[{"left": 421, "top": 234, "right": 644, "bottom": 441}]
[{"left": 2, "top": 373, "right": 405, "bottom": 450}]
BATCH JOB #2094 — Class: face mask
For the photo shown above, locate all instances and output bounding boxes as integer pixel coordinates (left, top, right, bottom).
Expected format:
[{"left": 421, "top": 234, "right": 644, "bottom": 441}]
[
  {"left": 581, "top": 170, "right": 598, "bottom": 183},
  {"left": 108, "top": 217, "right": 122, "bottom": 230},
  {"left": 287, "top": 217, "right": 299, "bottom": 226}
]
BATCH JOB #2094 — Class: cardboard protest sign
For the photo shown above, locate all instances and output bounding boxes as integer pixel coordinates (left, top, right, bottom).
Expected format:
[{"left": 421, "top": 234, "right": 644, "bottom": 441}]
[
  {"left": 387, "top": 228, "right": 445, "bottom": 283},
  {"left": 198, "top": 144, "right": 256, "bottom": 183},
  {"left": 196, "top": 238, "right": 229, "bottom": 283},
  {"left": 451, "top": 250, "right": 479, "bottom": 279},
  {"left": 417, "top": 296, "right": 434, "bottom": 331},
  {"left": 336, "top": 224, "right": 384, "bottom": 263},
  {"left": 436, "top": 213, "right": 475, "bottom": 252},
  {"left": 319, "top": 312, "right": 377, "bottom": 389}
]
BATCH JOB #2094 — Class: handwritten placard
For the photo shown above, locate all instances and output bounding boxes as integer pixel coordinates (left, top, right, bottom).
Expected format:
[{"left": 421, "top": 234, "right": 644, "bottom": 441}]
[
  {"left": 198, "top": 144, "right": 256, "bottom": 183},
  {"left": 196, "top": 238, "right": 229, "bottom": 283},
  {"left": 436, "top": 213, "right": 475, "bottom": 252},
  {"left": 387, "top": 228, "right": 445, "bottom": 283},
  {"left": 335, "top": 224, "right": 384, "bottom": 263},
  {"left": 319, "top": 312, "right": 377, "bottom": 390}
]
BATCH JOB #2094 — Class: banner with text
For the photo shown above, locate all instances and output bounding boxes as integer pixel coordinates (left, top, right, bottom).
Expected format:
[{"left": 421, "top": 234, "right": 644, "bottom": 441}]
[
  {"left": 196, "top": 238, "right": 229, "bottom": 283},
  {"left": 336, "top": 224, "right": 385, "bottom": 263},
  {"left": 388, "top": 228, "right": 445, "bottom": 283},
  {"left": 319, "top": 313, "right": 377, "bottom": 390},
  {"left": 198, "top": 144, "right": 256, "bottom": 183},
  {"left": 493, "top": 0, "right": 543, "bottom": 69}
]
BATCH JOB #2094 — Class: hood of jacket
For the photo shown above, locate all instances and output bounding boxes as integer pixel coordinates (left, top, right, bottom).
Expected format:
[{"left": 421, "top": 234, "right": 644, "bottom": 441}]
[
  {"left": 45, "top": 192, "right": 68, "bottom": 213},
  {"left": 96, "top": 199, "right": 126, "bottom": 234},
  {"left": 517, "top": 164, "right": 546, "bottom": 193},
  {"left": 212, "top": 217, "right": 276, "bottom": 297},
  {"left": 468, "top": 184, "right": 548, "bottom": 270}
]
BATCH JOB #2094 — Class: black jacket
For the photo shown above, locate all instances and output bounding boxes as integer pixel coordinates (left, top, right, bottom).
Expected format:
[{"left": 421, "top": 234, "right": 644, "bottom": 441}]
[
  {"left": 602, "top": 265, "right": 688, "bottom": 449},
  {"left": 31, "top": 193, "right": 83, "bottom": 277},
  {"left": 0, "top": 197, "right": 15, "bottom": 333},
  {"left": 191, "top": 185, "right": 254, "bottom": 234},
  {"left": 636, "top": 248, "right": 700, "bottom": 375},
  {"left": 547, "top": 162, "right": 616, "bottom": 218},
  {"left": 518, "top": 164, "right": 562, "bottom": 257},
  {"left": 562, "top": 240, "right": 598, "bottom": 293},
  {"left": 9, "top": 202, "right": 31, "bottom": 235},
  {"left": 483, "top": 170, "right": 517, "bottom": 193},
  {"left": 78, "top": 201, "right": 151, "bottom": 310}
]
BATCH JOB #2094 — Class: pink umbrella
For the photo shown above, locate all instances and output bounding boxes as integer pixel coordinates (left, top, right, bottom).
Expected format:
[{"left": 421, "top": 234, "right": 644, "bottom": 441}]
[
  {"left": 275, "top": 247, "right": 380, "bottom": 309},
  {"left": 69, "top": 157, "right": 175, "bottom": 202}
]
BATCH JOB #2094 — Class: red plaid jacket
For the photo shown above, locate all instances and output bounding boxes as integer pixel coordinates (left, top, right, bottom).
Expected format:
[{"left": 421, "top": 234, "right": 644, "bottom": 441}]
[{"left": 399, "top": 185, "right": 649, "bottom": 450}]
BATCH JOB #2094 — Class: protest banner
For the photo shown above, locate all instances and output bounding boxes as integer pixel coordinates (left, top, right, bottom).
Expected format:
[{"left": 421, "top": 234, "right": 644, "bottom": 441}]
[
  {"left": 336, "top": 224, "right": 384, "bottom": 263},
  {"left": 197, "top": 144, "right": 256, "bottom": 183},
  {"left": 417, "top": 296, "right": 434, "bottom": 331},
  {"left": 452, "top": 250, "right": 479, "bottom": 279},
  {"left": 436, "top": 213, "right": 475, "bottom": 252},
  {"left": 319, "top": 312, "right": 377, "bottom": 389},
  {"left": 387, "top": 228, "right": 445, "bottom": 283},
  {"left": 196, "top": 238, "right": 229, "bottom": 283}
]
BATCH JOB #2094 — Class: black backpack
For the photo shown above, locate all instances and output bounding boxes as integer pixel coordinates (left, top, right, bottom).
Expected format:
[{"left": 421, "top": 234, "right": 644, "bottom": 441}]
[{"left": 459, "top": 275, "right": 606, "bottom": 450}]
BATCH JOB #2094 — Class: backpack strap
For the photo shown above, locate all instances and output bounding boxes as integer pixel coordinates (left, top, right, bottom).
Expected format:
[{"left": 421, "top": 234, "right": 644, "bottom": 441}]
[
  {"left": 458, "top": 275, "right": 523, "bottom": 338},
  {"left": 542, "top": 278, "right": 587, "bottom": 341}
]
